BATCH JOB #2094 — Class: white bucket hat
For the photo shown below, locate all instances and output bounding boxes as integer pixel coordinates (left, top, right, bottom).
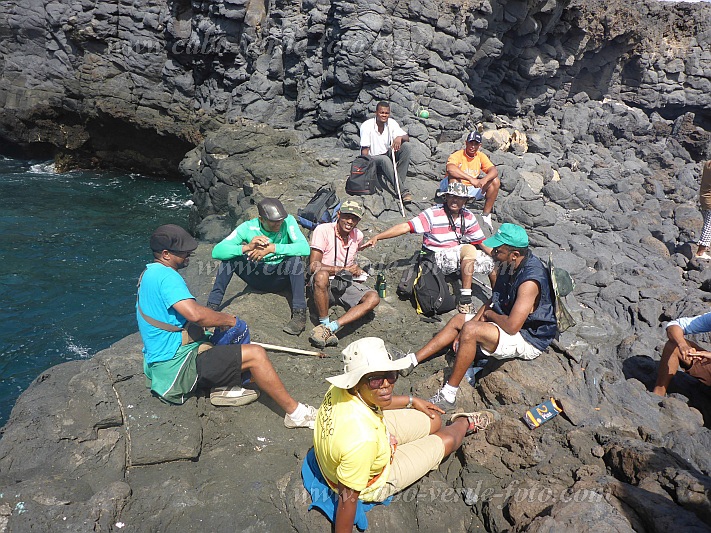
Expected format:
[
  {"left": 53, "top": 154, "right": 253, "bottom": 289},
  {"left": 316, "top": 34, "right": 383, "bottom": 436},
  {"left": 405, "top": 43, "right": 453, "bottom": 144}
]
[{"left": 326, "top": 337, "right": 411, "bottom": 390}]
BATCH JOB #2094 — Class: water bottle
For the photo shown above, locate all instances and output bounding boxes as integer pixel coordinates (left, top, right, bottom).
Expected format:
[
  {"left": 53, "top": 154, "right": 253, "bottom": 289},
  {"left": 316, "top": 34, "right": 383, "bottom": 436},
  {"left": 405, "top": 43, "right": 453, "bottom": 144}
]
[{"left": 376, "top": 272, "right": 387, "bottom": 298}]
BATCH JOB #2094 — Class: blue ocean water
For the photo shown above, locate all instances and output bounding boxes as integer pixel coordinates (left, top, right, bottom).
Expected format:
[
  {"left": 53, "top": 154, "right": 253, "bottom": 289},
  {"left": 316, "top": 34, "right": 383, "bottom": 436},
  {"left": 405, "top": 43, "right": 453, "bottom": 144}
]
[{"left": 0, "top": 156, "right": 190, "bottom": 425}]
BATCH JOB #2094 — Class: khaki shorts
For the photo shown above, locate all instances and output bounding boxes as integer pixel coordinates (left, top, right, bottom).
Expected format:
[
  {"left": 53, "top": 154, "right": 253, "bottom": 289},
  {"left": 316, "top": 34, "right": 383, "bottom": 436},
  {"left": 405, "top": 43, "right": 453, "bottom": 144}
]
[
  {"left": 369, "top": 409, "right": 445, "bottom": 501},
  {"left": 464, "top": 317, "right": 542, "bottom": 361}
]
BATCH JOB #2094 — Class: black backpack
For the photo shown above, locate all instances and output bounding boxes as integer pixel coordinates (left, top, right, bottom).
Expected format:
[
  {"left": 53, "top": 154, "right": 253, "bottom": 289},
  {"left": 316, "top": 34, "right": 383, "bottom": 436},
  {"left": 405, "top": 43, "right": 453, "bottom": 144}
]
[
  {"left": 346, "top": 155, "right": 377, "bottom": 195},
  {"left": 412, "top": 256, "right": 456, "bottom": 317},
  {"left": 297, "top": 186, "right": 341, "bottom": 230}
]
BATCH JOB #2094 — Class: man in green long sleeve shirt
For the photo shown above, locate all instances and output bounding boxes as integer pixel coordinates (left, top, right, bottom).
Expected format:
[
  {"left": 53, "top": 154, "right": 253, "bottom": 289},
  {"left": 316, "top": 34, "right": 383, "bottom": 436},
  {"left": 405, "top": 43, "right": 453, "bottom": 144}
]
[{"left": 207, "top": 198, "right": 310, "bottom": 335}]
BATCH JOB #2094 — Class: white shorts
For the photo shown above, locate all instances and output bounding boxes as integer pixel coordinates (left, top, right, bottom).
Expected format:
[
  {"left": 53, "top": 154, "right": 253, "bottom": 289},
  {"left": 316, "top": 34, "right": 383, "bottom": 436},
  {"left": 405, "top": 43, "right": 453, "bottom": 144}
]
[
  {"left": 433, "top": 246, "right": 495, "bottom": 276},
  {"left": 463, "top": 317, "right": 542, "bottom": 361}
]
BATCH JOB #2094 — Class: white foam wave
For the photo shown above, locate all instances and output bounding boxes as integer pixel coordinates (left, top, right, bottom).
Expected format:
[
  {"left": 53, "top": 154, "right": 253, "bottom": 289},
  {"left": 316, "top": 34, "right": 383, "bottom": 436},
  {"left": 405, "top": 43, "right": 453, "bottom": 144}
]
[
  {"left": 65, "top": 341, "right": 92, "bottom": 359},
  {"left": 143, "top": 194, "right": 190, "bottom": 209},
  {"left": 28, "top": 162, "right": 57, "bottom": 174}
]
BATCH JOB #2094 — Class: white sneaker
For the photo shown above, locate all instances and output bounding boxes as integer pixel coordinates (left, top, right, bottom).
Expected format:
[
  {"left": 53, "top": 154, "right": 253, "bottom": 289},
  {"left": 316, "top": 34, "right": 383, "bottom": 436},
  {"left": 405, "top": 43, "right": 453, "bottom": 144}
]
[
  {"left": 284, "top": 404, "right": 318, "bottom": 429},
  {"left": 210, "top": 386, "right": 260, "bottom": 407}
]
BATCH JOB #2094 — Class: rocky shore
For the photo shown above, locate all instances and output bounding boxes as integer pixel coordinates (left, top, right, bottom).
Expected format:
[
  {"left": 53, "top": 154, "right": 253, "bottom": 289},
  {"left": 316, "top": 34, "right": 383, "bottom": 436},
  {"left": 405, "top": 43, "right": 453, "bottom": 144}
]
[{"left": 2, "top": 0, "right": 711, "bottom": 531}]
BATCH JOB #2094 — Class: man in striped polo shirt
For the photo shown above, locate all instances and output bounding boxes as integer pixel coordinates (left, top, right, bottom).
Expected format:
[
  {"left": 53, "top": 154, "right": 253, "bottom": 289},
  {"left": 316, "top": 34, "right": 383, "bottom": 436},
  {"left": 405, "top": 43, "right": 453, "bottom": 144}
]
[{"left": 363, "top": 182, "right": 493, "bottom": 313}]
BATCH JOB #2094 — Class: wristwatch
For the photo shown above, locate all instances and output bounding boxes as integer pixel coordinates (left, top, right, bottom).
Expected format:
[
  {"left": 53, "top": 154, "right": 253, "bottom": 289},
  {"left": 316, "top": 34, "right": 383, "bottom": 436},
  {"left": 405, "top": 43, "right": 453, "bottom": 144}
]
[{"left": 406, "top": 396, "right": 413, "bottom": 409}]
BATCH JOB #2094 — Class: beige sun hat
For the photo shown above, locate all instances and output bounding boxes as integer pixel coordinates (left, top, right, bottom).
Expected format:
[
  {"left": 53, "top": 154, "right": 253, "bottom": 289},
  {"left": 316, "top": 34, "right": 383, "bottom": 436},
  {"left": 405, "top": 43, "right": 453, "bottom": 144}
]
[{"left": 326, "top": 337, "right": 411, "bottom": 390}]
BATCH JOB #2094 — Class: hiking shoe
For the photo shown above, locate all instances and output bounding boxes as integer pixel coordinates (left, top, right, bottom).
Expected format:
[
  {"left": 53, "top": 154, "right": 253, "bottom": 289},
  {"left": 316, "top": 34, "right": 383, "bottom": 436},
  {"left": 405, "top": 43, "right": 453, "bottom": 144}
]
[
  {"left": 457, "top": 301, "right": 475, "bottom": 314},
  {"left": 284, "top": 404, "right": 318, "bottom": 429},
  {"left": 450, "top": 409, "right": 500, "bottom": 435},
  {"left": 206, "top": 302, "right": 220, "bottom": 311},
  {"left": 210, "top": 386, "right": 260, "bottom": 407},
  {"left": 309, "top": 324, "right": 338, "bottom": 348},
  {"left": 402, "top": 191, "right": 414, "bottom": 204},
  {"left": 429, "top": 389, "right": 457, "bottom": 413},
  {"left": 283, "top": 308, "right": 307, "bottom": 335}
]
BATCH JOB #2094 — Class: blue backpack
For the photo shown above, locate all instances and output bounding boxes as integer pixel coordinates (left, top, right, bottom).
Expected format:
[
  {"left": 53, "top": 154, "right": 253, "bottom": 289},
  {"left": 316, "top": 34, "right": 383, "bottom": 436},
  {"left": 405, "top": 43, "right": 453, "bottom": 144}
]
[{"left": 297, "top": 185, "right": 341, "bottom": 230}]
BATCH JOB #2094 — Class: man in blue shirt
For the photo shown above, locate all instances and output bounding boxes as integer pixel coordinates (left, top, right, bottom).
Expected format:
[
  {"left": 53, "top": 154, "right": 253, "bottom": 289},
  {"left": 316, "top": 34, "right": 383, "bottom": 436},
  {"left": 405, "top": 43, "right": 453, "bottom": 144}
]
[
  {"left": 136, "top": 224, "right": 316, "bottom": 429},
  {"left": 653, "top": 312, "right": 711, "bottom": 396}
]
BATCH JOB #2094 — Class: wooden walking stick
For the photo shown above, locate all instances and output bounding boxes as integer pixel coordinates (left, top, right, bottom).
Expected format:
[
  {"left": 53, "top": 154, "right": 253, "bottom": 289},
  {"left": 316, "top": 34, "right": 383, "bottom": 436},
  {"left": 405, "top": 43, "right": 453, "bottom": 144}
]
[{"left": 252, "top": 342, "right": 328, "bottom": 358}]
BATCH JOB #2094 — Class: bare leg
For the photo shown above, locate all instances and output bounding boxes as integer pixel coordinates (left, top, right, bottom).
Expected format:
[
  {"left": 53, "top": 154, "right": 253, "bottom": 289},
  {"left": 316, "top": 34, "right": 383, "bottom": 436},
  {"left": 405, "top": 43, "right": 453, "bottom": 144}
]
[
  {"left": 312, "top": 270, "right": 331, "bottom": 320},
  {"left": 334, "top": 291, "right": 380, "bottom": 328},
  {"left": 435, "top": 417, "right": 469, "bottom": 455},
  {"left": 414, "top": 313, "right": 468, "bottom": 363},
  {"left": 241, "top": 345, "right": 298, "bottom": 414},
  {"left": 460, "top": 258, "right": 474, "bottom": 291},
  {"left": 481, "top": 177, "right": 500, "bottom": 216},
  {"left": 447, "top": 321, "right": 500, "bottom": 388}
]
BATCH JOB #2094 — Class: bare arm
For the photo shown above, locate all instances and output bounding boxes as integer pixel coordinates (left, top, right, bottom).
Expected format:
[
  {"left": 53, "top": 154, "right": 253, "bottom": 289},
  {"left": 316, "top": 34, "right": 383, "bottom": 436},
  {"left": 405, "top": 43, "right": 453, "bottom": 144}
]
[
  {"left": 391, "top": 135, "right": 409, "bottom": 151},
  {"left": 483, "top": 280, "right": 539, "bottom": 335},
  {"left": 309, "top": 248, "right": 339, "bottom": 276},
  {"left": 667, "top": 324, "right": 694, "bottom": 359},
  {"left": 361, "top": 147, "right": 370, "bottom": 156},
  {"left": 479, "top": 165, "right": 499, "bottom": 187},
  {"left": 382, "top": 395, "right": 443, "bottom": 418},
  {"left": 362, "top": 222, "right": 411, "bottom": 249},
  {"left": 446, "top": 163, "right": 474, "bottom": 182},
  {"left": 335, "top": 483, "right": 360, "bottom": 533},
  {"left": 446, "top": 163, "right": 498, "bottom": 188},
  {"left": 172, "top": 299, "right": 237, "bottom": 328}
]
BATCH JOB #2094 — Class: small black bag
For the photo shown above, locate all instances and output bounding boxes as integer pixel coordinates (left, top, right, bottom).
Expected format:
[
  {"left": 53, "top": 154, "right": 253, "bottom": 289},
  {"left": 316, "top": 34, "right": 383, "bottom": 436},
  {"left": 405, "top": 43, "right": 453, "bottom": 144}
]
[
  {"left": 412, "top": 257, "right": 456, "bottom": 316},
  {"left": 332, "top": 269, "right": 353, "bottom": 294},
  {"left": 346, "top": 155, "right": 378, "bottom": 195},
  {"left": 297, "top": 185, "right": 340, "bottom": 230}
]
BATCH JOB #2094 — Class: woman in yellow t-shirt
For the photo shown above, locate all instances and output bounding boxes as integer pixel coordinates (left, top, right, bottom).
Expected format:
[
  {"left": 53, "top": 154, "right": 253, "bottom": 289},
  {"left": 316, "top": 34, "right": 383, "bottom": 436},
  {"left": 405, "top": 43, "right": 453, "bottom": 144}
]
[{"left": 312, "top": 337, "right": 498, "bottom": 532}]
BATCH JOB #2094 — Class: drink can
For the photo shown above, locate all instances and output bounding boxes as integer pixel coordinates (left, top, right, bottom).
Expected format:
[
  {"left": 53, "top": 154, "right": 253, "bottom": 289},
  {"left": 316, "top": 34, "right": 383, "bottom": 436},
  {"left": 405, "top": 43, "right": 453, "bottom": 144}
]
[
  {"left": 379, "top": 279, "right": 387, "bottom": 298},
  {"left": 523, "top": 398, "right": 563, "bottom": 429}
]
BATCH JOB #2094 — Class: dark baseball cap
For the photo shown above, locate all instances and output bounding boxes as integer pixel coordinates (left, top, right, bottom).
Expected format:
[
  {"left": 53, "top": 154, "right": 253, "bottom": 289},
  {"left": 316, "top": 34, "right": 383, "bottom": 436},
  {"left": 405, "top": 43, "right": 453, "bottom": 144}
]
[
  {"left": 466, "top": 131, "right": 483, "bottom": 143},
  {"left": 150, "top": 224, "right": 198, "bottom": 253},
  {"left": 258, "top": 198, "right": 288, "bottom": 222}
]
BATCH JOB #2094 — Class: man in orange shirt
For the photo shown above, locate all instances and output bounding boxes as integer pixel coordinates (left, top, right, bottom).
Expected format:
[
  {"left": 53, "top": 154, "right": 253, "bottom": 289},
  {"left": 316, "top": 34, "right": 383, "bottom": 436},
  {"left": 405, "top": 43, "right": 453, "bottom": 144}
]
[{"left": 439, "top": 131, "right": 500, "bottom": 232}]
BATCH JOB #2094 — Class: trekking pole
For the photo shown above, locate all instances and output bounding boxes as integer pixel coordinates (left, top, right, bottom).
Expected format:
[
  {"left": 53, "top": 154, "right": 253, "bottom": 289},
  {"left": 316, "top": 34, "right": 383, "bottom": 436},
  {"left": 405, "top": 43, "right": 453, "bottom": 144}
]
[{"left": 391, "top": 149, "right": 406, "bottom": 217}]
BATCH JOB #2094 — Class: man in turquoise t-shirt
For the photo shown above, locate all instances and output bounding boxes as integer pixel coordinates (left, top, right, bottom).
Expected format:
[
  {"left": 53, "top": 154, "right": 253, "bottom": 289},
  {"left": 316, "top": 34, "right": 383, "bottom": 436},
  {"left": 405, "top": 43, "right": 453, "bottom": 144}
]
[
  {"left": 207, "top": 198, "right": 310, "bottom": 335},
  {"left": 136, "top": 223, "right": 317, "bottom": 429}
]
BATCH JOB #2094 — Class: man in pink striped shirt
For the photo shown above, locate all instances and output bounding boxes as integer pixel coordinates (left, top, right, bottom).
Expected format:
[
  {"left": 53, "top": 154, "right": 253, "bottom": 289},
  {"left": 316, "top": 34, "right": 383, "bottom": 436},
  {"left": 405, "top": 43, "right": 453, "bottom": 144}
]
[{"left": 363, "top": 182, "right": 493, "bottom": 313}]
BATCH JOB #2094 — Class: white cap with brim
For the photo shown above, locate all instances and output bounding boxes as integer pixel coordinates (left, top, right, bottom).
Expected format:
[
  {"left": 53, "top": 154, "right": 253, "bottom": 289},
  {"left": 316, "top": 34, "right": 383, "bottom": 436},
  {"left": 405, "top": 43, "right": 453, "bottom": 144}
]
[{"left": 326, "top": 337, "right": 411, "bottom": 390}]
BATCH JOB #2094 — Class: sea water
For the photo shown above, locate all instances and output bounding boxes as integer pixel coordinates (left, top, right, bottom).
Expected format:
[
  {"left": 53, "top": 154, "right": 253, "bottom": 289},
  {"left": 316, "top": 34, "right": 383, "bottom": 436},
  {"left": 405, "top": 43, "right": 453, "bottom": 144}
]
[{"left": 0, "top": 156, "right": 190, "bottom": 426}]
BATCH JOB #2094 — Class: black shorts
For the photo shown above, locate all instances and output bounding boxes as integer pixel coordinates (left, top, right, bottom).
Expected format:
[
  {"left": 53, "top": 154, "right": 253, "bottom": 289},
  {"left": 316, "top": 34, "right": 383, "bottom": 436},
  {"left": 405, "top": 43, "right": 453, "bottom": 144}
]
[{"left": 195, "top": 344, "right": 243, "bottom": 389}]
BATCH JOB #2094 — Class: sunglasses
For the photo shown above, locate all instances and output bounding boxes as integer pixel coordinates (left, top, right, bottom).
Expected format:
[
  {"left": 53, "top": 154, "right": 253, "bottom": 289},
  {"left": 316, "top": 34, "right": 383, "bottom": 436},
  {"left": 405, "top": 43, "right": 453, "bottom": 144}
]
[
  {"left": 170, "top": 250, "right": 194, "bottom": 258},
  {"left": 367, "top": 371, "right": 399, "bottom": 389}
]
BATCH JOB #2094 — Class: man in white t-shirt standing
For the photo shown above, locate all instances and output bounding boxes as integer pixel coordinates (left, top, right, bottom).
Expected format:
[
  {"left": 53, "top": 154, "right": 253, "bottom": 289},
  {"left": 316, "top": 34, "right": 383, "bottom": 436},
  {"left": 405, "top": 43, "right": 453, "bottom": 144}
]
[{"left": 359, "top": 101, "right": 413, "bottom": 204}]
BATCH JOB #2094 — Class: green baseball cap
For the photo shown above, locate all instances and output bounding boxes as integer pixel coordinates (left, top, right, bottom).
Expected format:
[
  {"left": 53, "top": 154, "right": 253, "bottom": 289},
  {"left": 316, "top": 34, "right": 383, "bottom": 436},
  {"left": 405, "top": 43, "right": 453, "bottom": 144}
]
[{"left": 483, "top": 223, "right": 529, "bottom": 248}]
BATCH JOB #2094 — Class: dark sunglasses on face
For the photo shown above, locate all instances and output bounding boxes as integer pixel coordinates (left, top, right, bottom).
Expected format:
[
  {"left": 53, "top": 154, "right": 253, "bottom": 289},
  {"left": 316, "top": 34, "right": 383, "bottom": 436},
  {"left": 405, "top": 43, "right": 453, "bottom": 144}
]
[
  {"left": 367, "top": 371, "right": 399, "bottom": 389},
  {"left": 170, "top": 250, "right": 194, "bottom": 258}
]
